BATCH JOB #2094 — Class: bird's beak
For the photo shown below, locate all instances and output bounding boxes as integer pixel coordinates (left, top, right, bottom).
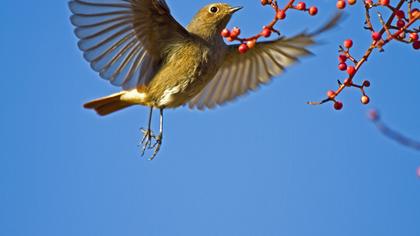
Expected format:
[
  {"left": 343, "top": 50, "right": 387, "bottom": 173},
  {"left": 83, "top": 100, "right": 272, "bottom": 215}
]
[{"left": 229, "top": 6, "right": 243, "bottom": 14}]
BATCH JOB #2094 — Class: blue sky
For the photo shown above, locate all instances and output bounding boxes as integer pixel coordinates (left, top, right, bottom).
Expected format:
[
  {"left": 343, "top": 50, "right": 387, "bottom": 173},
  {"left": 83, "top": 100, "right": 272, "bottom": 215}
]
[{"left": 1, "top": 0, "right": 420, "bottom": 235}]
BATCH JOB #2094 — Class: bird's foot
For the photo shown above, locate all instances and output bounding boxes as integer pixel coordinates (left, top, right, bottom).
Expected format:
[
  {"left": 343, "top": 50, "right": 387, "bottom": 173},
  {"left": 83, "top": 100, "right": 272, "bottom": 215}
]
[
  {"left": 140, "top": 128, "right": 163, "bottom": 160},
  {"left": 140, "top": 128, "right": 155, "bottom": 156},
  {"left": 149, "top": 134, "right": 163, "bottom": 161}
]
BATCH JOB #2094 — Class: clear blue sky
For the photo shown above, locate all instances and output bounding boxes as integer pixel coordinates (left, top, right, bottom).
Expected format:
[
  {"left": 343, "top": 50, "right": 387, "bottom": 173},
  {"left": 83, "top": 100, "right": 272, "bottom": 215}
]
[{"left": 1, "top": 1, "right": 420, "bottom": 235}]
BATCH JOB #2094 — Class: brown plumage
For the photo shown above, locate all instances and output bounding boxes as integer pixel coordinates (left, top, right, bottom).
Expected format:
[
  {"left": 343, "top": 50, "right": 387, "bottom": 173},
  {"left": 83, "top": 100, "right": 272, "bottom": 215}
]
[
  {"left": 83, "top": 91, "right": 131, "bottom": 116},
  {"left": 69, "top": 0, "right": 341, "bottom": 159}
]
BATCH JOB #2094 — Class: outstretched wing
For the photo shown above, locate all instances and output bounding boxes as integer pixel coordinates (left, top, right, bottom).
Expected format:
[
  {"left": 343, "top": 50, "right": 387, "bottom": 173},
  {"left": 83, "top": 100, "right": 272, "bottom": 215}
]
[
  {"left": 188, "top": 34, "right": 314, "bottom": 110},
  {"left": 69, "top": 0, "right": 191, "bottom": 89},
  {"left": 188, "top": 13, "right": 342, "bottom": 110}
]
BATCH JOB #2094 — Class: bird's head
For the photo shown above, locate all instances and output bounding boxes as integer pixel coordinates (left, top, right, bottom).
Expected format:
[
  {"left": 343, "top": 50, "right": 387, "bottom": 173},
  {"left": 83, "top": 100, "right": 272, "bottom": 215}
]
[{"left": 187, "top": 3, "right": 242, "bottom": 40}]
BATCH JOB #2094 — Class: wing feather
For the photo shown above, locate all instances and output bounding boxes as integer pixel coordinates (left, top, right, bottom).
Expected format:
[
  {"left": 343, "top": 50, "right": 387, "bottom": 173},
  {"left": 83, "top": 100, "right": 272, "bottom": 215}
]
[
  {"left": 69, "top": 0, "right": 191, "bottom": 89},
  {"left": 188, "top": 34, "right": 315, "bottom": 110}
]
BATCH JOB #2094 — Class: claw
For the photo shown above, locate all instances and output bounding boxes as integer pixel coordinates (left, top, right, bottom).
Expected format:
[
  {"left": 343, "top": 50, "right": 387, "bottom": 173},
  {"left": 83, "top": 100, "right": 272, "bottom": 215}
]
[
  {"left": 140, "top": 128, "right": 154, "bottom": 156},
  {"left": 149, "top": 134, "right": 163, "bottom": 160},
  {"left": 139, "top": 108, "right": 164, "bottom": 160},
  {"left": 140, "top": 128, "right": 148, "bottom": 143}
]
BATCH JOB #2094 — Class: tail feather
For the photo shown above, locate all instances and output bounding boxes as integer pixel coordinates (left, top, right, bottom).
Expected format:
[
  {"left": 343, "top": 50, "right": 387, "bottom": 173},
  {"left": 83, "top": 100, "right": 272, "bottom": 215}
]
[{"left": 84, "top": 92, "right": 133, "bottom": 116}]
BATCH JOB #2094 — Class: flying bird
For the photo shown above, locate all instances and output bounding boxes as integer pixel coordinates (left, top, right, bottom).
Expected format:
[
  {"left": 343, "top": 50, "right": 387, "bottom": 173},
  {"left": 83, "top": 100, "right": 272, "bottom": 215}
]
[{"left": 69, "top": 0, "right": 340, "bottom": 159}]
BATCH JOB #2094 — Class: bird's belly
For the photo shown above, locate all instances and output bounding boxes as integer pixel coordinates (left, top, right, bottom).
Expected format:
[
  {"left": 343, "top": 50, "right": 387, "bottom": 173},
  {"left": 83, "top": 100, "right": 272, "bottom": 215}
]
[
  {"left": 150, "top": 44, "right": 225, "bottom": 108},
  {"left": 157, "top": 74, "right": 215, "bottom": 108}
]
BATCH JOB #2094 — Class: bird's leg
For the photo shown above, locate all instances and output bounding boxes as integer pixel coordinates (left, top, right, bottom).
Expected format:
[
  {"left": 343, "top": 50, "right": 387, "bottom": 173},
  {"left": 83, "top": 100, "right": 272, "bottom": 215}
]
[
  {"left": 149, "top": 108, "right": 164, "bottom": 160},
  {"left": 140, "top": 107, "right": 154, "bottom": 155}
]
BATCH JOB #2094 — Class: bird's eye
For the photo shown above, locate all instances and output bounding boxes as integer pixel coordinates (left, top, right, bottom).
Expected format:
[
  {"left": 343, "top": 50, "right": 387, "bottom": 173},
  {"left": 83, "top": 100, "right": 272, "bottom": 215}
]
[{"left": 209, "top": 6, "right": 219, "bottom": 14}]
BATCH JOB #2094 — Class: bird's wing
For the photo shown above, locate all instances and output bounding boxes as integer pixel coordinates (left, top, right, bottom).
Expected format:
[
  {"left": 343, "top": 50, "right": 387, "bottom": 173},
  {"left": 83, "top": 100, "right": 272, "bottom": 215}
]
[
  {"left": 188, "top": 34, "right": 314, "bottom": 110},
  {"left": 69, "top": 0, "right": 191, "bottom": 89},
  {"left": 188, "top": 13, "right": 342, "bottom": 110}
]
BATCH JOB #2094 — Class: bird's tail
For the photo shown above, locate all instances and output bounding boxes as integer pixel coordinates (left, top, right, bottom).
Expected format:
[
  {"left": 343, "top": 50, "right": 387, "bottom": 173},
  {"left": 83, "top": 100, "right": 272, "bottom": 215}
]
[{"left": 84, "top": 91, "right": 133, "bottom": 116}]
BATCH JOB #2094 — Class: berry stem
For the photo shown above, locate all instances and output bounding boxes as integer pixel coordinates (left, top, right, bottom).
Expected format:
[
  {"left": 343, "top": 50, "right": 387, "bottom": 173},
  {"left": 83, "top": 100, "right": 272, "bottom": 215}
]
[
  {"left": 222, "top": 0, "right": 319, "bottom": 52},
  {"left": 308, "top": 0, "right": 419, "bottom": 108}
]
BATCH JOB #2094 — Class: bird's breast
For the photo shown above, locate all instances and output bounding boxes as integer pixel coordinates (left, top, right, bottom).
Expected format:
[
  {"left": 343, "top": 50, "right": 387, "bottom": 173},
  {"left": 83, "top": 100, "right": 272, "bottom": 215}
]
[{"left": 147, "top": 42, "right": 226, "bottom": 108}]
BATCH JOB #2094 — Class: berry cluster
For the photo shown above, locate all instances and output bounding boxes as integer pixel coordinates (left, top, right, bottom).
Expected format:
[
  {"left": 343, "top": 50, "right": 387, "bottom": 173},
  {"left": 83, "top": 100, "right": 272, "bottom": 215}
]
[
  {"left": 336, "top": 0, "right": 358, "bottom": 9},
  {"left": 221, "top": 0, "right": 319, "bottom": 54},
  {"left": 323, "top": 39, "right": 372, "bottom": 110},
  {"left": 309, "top": 0, "right": 419, "bottom": 110}
]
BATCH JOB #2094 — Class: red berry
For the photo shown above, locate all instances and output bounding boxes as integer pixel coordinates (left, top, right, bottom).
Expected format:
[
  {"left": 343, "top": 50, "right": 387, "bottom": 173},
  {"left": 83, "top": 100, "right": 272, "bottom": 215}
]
[
  {"left": 380, "top": 0, "right": 389, "bottom": 6},
  {"left": 261, "top": 0, "right": 270, "bottom": 5},
  {"left": 276, "top": 10, "right": 286, "bottom": 19},
  {"left": 261, "top": 28, "right": 272, "bottom": 38},
  {"left": 348, "top": 0, "right": 357, "bottom": 5},
  {"left": 396, "top": 19, "right": 405, "bottom": 28},
  {"left": 361, "top": 95, "right": 370, "bottom": 105},
  {"left": 296, "top": 2, "right": 306, "bottom": 10},
  {"left": 363, "top": 80, "right": 371, "bottom": 87},
  {"left": 309, "top": 6, "right": 318, "bottom": 16},
  {"left": 221, "top": 29, "right": 230, "bottom": 38},
  {"left": 344, "top": 39, "right": 353, "bottom": 48},
  {"left": 338, "top": 63, "right": 347, "bottom": 71},
  {"left": 410, "top": 33, "right": 419, "bottom": 41},
  {"left": 372, "top": 32, "right": 381, "bottom": 41},
  {"left": 327, "top": 90, "right": 336, "bottom": 98},
  {"left": 334, "top": 101, "right": 343, "bottom": 110},
  {"left": 338, "top": 54, "right": 347, "bottom": 63},
  {"left": 230, "top": 27, "right": 241, "bottom": 38},
  {"left": 365, "top": 0, "right": 372, "bottom": 4},
  {"left": 347, "top": 66, "right": 356, "bottom": 76},
  {"left": 395, "top": 10, "right": 405, "bottom": 19},
  {"left": 246, "top": 40, "right": 257, "bottom": 49},
  {"left": 336, "top": 0, "right": 346, "bottom": 9},
  {"left": 413, "top": 41, "right": 420, "bottom": 50},
  {"left": 238, "top": 44, "right": 249, "bottom": 54}
]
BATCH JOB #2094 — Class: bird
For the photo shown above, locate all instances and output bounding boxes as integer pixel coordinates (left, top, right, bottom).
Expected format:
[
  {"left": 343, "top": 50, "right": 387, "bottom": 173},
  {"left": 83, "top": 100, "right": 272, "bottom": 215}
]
[{"left": 69, "top": 0, "right": 340, "bottom": 159}]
